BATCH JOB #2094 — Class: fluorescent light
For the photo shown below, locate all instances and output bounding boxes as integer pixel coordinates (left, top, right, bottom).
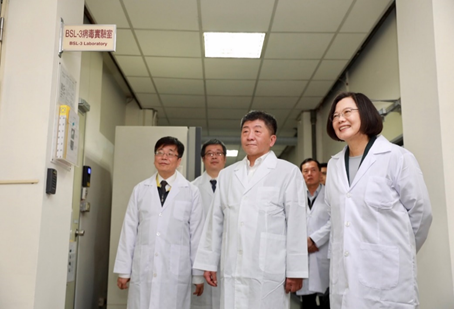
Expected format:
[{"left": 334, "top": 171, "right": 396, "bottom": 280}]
[
  {"left": 226, "top": 150, "right": 239, "bottom": 157},
  {"left": 204, "top": 32, "right": 265, "bottom": 58}
]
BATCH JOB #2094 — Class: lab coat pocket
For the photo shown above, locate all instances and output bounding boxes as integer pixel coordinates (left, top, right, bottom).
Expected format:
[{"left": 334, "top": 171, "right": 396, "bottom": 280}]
[
  {"left": 259, "top": 233, "right": 286, "bottom": 275},
  {"left": 173, "top": 201, "right": 190, "bottom": 221},
  {"left": 365, "top": 176, "right": 398, "bottom": 210},
  {"left": 359, "top": 243, "right": 399, "bottom": 290}
]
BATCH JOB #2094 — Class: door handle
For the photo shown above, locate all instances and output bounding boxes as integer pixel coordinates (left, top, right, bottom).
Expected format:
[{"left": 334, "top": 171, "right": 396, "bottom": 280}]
[{"left": 75, "top": 229, "right": 85, "bottom": 237}]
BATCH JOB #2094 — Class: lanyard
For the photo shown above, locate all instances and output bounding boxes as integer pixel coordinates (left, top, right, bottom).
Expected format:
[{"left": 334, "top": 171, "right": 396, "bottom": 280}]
[
  {"left": 344, "top": 135, "right": 377, "bottom": 185},
  {"left": 307, "top": 195, "right": 318, "bottom": 210}
]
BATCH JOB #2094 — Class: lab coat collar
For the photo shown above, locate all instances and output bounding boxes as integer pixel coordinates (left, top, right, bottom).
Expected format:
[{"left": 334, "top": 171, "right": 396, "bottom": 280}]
[
  {"left": 143, "top": 171, "right": 188, "bottom": 207},
  {"left": 200, "top": 171, "right": 215, "bottom": 196},
  {"left": 234, "top": 151, "right": 277, "bottom": 193},
  {"left": 330, "top": 135, "right": 391, "bottom": 190}
]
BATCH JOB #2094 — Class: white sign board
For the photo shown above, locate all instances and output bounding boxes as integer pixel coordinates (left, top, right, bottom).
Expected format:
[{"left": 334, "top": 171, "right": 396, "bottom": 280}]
[{"left": 62, "top": 24, "right": 116, "bottom": 52}]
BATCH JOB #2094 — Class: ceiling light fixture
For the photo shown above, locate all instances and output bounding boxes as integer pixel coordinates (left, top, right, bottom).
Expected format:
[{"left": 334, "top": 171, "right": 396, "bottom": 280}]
[
  {"left": 226, "top": 150, "right": 239, "bottom": 157},
  {"left": 204, "top": 32, "right": 265, "bottom": 58}
]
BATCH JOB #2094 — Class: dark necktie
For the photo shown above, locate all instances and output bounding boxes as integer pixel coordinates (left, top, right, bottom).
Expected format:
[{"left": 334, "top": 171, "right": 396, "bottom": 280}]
[
  {"left": 210, "top": 179, "right": 217, "bottom": 193},
  {"left": 158, "top": 180, "right": 169, "bottom": 206}
]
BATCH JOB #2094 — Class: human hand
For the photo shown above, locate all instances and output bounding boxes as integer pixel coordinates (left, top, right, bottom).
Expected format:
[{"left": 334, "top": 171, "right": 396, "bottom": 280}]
[
  {"left": 204, "top": 271, "right": 218, "bottom": 287},
  {"left": 117, "top": 277, "right": 130, "bottom": 290},
  {"left": 307, "top": 237, "right": 319, "bottom": 253},
  {"left": 193, "top": 283, "right": 204, "bottom": 296},
  {"left": 285, "top": 278, "right": 303, "bottom": 293}
]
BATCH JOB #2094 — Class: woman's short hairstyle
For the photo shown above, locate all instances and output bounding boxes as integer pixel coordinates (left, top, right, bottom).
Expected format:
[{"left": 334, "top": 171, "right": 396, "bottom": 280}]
[
  {"left": 154, "top": 136, "right": 185, "bottom": 158},
  {"left": 240, "top": 110, "right": 277, "bottom": 135},
  {"left": 326, "top": 92, "right": 383, "bottom": 141}
]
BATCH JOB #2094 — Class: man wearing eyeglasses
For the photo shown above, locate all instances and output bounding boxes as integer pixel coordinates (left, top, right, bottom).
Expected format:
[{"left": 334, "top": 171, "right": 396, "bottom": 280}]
[
  {"left": 191, "top": 139, "right": 227, "bottom": 309},
  {"left": 114, "top": 136, "right": 205, "bottom": 309}
]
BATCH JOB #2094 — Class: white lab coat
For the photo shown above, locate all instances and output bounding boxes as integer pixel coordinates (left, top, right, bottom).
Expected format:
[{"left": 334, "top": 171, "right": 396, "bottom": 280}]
[
  {"left": 191, "top": 172, "right": 221, "bottom": 309},
  {"left": 297, "top": 185, "right": 330, "bottom": 296},
  {"left": 114, "top": 171, "right": 205, "bottom": 309},
  {"left": 194, "top": 151, "right": 308, "bottom": 309},
  {"left": 325, "top": 135, "right": 432, "bottom": 308}
]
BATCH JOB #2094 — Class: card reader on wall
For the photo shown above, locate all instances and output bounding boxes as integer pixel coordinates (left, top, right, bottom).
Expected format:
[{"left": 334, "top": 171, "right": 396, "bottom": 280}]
[{"left": 82, "top": 166, "right": 91, "bottom": 187}]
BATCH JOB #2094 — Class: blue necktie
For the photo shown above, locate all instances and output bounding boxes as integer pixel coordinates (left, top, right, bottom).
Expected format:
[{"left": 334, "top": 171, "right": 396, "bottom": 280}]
[{"left": 210, "top": 179, "right": 217, "bottom": 193}]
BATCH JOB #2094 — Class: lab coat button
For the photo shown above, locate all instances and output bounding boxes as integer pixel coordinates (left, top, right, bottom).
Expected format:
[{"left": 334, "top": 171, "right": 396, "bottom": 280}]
[
  {"left": 157, "top": 232, "right": 160, "bottom": 236},
  {"left": 240, "top": 222, "right": 244, "bottom": 226},
  {"left": 346, "top": 193, "right": 351, "bottom": 198},
  {"left": 344, "top": 251, "right": 349, "bottom": 257},
  {"left": 238, "top": 250, "right": 243, "bottom": 255},
  {"left": 159, "top": 213, "right": 162, "bottom": 217},
  {"left": 345, "top": 221, "right": 350, "bottom": 227},
  {"left": 155, "top": 253, "right": 158, "bottom": 256},
  {"left": 153, "top": 273, "right": 157, "bottom": 278}
]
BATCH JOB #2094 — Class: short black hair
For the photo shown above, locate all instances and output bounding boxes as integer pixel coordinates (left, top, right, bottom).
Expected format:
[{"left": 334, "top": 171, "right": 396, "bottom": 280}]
[
  {"left": 299, "top": 158, "right": 321, "bottom": 171},
  {"left": 320, "top": 163, "right": 327, "bottom": 168},
  {"left": 154, "top": 136, "right": 184, "bottom": 158},
  {"left": 326, "top": 92, "right": 383, "bottom": 141},
  {"left": 201, "top": 139, "right": 227, "bottom": 157},
  {"left": 240, "top": 110, "right": 277, "bottom": 135}
]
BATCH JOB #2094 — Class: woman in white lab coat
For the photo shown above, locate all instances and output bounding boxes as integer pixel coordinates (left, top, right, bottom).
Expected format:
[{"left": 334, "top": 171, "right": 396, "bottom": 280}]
[{"left": 325, "top": 92, "right": 432, "bottom": 308}]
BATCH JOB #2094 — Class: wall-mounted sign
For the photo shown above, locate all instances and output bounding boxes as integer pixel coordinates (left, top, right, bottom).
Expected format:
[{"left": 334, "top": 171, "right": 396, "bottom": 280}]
[{"left": 61, "top": 24, "right": 116, "bottom": 53}]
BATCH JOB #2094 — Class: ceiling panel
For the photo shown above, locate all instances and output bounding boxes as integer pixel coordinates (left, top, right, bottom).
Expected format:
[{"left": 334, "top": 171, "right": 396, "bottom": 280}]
[
  {"left": 251, "top": 97, "right": 299, "bottom": 110},
  {"left": 272, "top": 0, "right": 353, "bottom": 32},
  {"left": 207, "top": 96, "right": 252, "bottom": 109},
  {"left": 136, "top": 30, "right": 201, "bottom": 57},
  {"left": 296, "top": 97, "right": 324, "bottom": 110},
  {"left": 207, "top": 108, "right": 249, "bottom": 120},
  {"left": 304, "top": 81, "right": 334, "bottom": 96},
  {"left": 136, "top": 93, "right": 161, "bottom": 108},
  {"left": 126, "top": 76, "right": 156, "bottom": 93},
  {"left": 324, "top": 33, "right": 368, "bottom": 59},
  {"left": 255, "top": 80, "right": 307, "bottom": 96},
  {"left": 113, "top": 29, "right": 141, "bottom": 55},
  {"left": 312, "top": 60, "right": 349, "bottom": 80},
  {"left": 206, "top": 80, "right": 256, "bottom": 96},
  {"left": 123, "top": 0, "right": 199, "bottom": 30},
  {"left": 260, "top": 60, "right": 319, "bottom": 80},
  {"left": 200, "top": 0, "right": 275, "bottom": 32},
  {"left": 86, "top": 0, "right": 129, "bottom": 28},
  {"left": 160, "top": 94, "right": 205, "bottom": 108},
  {"left": 114, "top": 56, "right": 149, "bottom": 76},
  {"left": 265, "top": 33, "right": 334, "bottom": 59},
  {"left": 340, "top": 0, "right": 393, "bottom": 33},
  {"left": 145, "top": 57, "right": 203, "bottom": 79},
  {"left": 170, "top": 119, "right": 207, "bottom": 127},
  {"left": 153, "top": 78, "right": 204, "bottom": 95},
  {"left": 204, "top": 59, "right": 261, "bottom": 79}
]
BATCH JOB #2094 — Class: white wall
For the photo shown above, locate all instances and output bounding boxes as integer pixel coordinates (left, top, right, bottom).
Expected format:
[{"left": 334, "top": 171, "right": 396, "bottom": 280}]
[
  {"left": 396, "top": 0, "right": 454, "bottom": 307},
  {"left": 0, "top": 1, "right": 84, "bottom": 308}
]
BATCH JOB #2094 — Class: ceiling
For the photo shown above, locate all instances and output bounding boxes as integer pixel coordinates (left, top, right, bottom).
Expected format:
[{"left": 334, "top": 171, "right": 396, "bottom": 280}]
[{"left": 85, "top": 0, "right": 393, "bottom": 165}]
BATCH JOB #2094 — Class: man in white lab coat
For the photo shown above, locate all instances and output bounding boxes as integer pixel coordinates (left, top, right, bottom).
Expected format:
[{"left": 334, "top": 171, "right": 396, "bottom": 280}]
[
  {"left": 114, "top": 136, "right": 205, "bottom": 309},
  {"left": 194, "top": 111, "right": 308, "bottom": 309},
  {"left": 191, "top": 139, "right": 227, "bottom": 309},
  {"left": 296, "top": 158, "right": 330, "bottom": 309}
]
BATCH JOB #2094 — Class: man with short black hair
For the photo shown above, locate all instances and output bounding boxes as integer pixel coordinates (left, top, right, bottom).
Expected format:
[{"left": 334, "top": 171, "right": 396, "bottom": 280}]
[
  {"left": 297, "top": 158, "right": 330, "bottom": 309},
  {"left": 191, "top": 139, "right": 226, "bottom": 309},
  {"left": 194, "top": 111, "right": 308, "bottom": 309},
  {"left": 114, "top": 136, "right": 205, "bottom": 309}
]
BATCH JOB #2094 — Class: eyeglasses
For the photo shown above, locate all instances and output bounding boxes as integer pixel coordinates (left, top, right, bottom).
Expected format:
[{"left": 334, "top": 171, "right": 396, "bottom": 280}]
[
  {"left": 155, "top": 151, "right": 179, "bottom": 158},
  {"left": 331, "top": 108, "right": 359, "bottom": 121},
  {"left": 204, "top": 152, "right": 225, "bottom": 158}
]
